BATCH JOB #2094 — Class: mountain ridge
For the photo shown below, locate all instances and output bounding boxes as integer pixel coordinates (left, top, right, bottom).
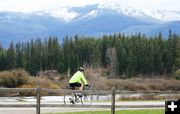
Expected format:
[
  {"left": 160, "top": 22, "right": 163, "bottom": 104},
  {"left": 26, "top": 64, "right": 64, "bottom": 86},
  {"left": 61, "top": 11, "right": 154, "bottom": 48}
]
[{"left": 0, "top": 4, "right": 180, "bottom": 47}]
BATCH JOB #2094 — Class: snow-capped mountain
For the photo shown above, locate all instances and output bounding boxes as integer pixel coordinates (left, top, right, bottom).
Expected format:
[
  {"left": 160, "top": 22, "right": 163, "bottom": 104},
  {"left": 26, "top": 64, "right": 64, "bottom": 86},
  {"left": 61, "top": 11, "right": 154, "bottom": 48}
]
[
  {"left": 33, "top": 3, "right": 180, "bottom": 23},
  {"left": 0, "top": 4, "right": 180, "bottom": 47},
  {"left": 98, "top": 2, "right": 180, "bottom": 22}
]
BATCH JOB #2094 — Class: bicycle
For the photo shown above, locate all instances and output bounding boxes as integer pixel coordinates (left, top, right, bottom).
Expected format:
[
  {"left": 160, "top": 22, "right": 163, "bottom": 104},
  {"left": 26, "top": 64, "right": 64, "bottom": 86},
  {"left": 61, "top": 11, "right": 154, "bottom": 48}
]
[{"left": 63, "top": 85, "right": 93, "bottom": 105}]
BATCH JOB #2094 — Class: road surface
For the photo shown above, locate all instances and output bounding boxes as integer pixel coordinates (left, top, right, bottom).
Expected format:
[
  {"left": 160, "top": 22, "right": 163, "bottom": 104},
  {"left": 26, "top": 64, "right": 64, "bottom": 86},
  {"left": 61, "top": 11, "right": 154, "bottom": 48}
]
[{"left": 0, "top": 96, "right": 164, "bottom": 114}]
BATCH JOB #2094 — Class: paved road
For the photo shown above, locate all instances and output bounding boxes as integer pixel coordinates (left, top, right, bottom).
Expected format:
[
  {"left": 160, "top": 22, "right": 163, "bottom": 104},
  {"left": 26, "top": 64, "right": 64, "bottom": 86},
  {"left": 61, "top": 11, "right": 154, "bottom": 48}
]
[
  {"left": 0, "top": 107, "right": 164, "bottom": 114},
  {"left": 0, "top": 96, "right": 165, "bottom": 114},
  {"left": 0, "top": 101, "right": 164, "bottom": 114},
  {"left": 0, "top": 107, "right": 112, "bottom": 114}
]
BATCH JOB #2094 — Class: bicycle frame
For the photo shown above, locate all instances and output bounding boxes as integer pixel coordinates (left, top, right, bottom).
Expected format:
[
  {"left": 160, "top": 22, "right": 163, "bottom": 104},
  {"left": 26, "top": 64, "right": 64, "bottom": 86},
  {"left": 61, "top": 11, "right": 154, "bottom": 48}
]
[{"left": 63, "top": 85, "right": 92, "bottom": 105}]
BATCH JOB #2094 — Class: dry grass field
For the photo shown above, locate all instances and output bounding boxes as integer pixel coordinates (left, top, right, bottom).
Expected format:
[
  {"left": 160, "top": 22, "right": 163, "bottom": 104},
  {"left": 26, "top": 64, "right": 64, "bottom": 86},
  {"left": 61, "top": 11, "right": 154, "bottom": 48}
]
[
  {"left": 0, "top": 68, "right": 180, "bottom": 92},
  {"left": 60, "top": 68, "right": 180, "bottom": 92}
]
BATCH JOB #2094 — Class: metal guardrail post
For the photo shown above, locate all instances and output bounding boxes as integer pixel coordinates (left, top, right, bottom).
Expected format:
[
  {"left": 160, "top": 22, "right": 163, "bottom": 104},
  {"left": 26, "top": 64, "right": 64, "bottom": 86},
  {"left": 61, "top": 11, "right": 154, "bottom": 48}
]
[
  {"left": 111, "top": 87, "right": 115, "bottom": 114},
  {"left": 36, "top": 87, "right": 41, "bottom": 114}
]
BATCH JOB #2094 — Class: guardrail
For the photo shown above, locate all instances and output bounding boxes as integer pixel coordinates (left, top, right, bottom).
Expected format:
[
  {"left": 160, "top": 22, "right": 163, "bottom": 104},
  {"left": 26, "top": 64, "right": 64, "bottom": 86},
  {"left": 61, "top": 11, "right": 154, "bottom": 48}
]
[{"left": 0, "top": 88, "right": 180, "bottom": 114}]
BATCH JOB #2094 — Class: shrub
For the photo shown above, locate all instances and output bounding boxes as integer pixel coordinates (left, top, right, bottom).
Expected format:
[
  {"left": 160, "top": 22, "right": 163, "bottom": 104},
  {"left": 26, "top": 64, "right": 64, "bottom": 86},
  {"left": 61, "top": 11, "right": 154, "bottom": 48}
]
[
  {"left": 175, "top": 69, "right": 180, "bottom": 80},
  {"left": 0, "top": 69, "right": 30, "bottom": 88},
  {"left": 19, "top": 77, "right": 60, "bottom": 96}
]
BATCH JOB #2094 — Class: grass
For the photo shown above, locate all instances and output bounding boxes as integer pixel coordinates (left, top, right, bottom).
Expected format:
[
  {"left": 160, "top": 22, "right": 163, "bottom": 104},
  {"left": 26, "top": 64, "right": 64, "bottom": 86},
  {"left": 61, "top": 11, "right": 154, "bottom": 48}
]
[{"left": 48, "top": 109, "right": 164, "bottom": 114}]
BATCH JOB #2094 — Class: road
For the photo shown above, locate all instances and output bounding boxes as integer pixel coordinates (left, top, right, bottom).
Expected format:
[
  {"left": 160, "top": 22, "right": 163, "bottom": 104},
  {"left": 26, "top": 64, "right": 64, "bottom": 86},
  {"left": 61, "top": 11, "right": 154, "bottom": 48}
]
[
  {"left": 0, "top": 96, "right": 165, "bottom": 114},
  {"left": 0, "top": 107, "right": 113, "bottom": 114}
]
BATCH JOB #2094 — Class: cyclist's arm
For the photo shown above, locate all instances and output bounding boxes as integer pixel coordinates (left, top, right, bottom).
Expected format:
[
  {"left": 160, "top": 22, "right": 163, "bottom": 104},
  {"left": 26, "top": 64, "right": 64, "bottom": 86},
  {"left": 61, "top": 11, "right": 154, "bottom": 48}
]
[{"left": 81, "top": 74, "right": 88, "bottom": 85}]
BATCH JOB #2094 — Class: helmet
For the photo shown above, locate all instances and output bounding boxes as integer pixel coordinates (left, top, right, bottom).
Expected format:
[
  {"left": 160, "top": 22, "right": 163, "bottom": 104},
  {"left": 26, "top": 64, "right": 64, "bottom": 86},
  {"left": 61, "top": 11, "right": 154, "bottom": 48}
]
[{"left": 79, "top": 67, "right": 84, "bottom": 71}]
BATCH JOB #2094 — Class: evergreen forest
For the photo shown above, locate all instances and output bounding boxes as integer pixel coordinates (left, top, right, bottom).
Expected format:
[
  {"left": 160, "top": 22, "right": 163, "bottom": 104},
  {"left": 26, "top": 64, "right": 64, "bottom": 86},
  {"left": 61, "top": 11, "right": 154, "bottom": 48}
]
[{"left": 0, "top": 31, "right": 180, "bottom": 77}]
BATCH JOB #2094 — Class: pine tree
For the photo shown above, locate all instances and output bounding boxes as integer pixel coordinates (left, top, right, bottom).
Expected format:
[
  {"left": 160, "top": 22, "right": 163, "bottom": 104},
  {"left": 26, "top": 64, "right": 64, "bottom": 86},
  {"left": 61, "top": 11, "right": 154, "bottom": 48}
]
[{"left": 6, "top": 42, "right": 16, "bottom": 69}]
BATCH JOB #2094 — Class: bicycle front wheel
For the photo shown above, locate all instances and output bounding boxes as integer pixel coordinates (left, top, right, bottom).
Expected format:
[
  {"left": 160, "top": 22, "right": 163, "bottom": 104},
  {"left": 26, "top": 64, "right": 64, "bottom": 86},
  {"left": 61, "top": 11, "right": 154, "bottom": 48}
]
[{"left": 81, "top": 93, "right": 93, "bottom": 105}]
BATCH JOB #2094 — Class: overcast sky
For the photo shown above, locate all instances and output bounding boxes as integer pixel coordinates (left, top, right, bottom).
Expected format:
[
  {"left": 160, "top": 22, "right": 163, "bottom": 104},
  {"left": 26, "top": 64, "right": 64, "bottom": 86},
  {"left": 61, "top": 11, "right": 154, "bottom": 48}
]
[{"left": 0, "top": 0, "right": 179, "bottom": 12}]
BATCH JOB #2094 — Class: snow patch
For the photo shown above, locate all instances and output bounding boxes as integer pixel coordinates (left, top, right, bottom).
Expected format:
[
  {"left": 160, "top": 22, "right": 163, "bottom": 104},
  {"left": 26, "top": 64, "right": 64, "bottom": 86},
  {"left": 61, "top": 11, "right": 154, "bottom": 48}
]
[{"left": 36, "top": 7, "right": 79, "bottom": 22}]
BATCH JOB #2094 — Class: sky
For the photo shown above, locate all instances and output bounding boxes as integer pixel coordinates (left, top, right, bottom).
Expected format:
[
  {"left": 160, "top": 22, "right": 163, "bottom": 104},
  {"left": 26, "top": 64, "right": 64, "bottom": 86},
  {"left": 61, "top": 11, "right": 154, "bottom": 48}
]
[{"left": 0, "top": 0, "right": 179, "bottom": 12}]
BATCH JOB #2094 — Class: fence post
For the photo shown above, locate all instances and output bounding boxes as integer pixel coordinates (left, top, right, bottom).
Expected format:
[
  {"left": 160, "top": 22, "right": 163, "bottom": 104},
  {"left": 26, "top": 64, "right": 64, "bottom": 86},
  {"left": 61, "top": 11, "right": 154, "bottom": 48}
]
[
  {"left": 111, "top": 87, "right": 115, "bottom": 114},
  {"left": 36, "top": 87, "right": 41, "bottom": 114}
]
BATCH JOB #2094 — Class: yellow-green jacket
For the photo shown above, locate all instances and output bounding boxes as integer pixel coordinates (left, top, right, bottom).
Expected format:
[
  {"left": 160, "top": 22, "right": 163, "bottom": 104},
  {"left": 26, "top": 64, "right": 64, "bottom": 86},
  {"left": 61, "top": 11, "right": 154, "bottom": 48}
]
[{"left": 69, "top": 71, "right": 88, "bottom": 85}]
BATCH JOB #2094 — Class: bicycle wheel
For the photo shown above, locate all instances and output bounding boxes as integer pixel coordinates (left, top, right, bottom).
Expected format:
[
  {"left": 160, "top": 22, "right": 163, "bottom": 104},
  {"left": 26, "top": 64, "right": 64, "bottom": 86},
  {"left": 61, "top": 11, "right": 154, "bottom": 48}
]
[
  {"left": 81, "top": 93, "right": 93, "bottom": 105},
  {"left": 64, "top": 93, "right": 83, "bottom": 104}
]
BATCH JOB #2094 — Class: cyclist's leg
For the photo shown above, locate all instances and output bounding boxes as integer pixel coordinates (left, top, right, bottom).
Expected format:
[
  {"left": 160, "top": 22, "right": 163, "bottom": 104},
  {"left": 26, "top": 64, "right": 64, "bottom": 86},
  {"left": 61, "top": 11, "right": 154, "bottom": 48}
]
[
  {"left": 72, "top": 83, "right": 83, "bottom": 97},
  {"left": 69, "top": 83, "right": 82, "bottom": 103},
  {"left": 68, "top": 83, "right": 76, "bottom": 103},
  {"left": 79, "top": 84, "right": 84, "bottom": 91}
]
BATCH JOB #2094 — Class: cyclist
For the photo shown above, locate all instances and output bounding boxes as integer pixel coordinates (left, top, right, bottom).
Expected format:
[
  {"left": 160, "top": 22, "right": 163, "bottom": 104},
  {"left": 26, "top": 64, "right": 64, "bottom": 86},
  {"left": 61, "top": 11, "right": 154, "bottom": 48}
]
[{"left": 69, "top": 67, "right": 89, "bottom": 91}]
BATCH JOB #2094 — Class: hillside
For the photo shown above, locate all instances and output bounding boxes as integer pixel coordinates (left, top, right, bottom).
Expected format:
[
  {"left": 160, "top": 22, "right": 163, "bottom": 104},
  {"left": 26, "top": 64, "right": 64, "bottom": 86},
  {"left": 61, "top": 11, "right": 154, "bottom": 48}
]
[{"left": 0, "top": 4, "right": 180, "bottom": 47}]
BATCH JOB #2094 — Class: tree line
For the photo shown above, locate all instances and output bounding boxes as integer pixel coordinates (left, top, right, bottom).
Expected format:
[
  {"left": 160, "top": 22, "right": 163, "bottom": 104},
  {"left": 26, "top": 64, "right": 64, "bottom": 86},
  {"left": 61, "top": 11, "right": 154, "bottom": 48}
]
[{"left": 0, "top": 31, "right": 180, "bottom": 77}]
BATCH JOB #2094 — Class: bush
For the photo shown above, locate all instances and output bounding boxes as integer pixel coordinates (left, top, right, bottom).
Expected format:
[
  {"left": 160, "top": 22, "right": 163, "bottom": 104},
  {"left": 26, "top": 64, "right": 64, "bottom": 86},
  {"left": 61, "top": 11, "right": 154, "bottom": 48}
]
[
  {"left": 0, "top": 69, "right": 30, "bottom": 88},
  {"left": 19, "top": 77, "right": 60, "bottom": 96},
  {"left": 175, "top": 69, "right": 180, "bottom": 80}
]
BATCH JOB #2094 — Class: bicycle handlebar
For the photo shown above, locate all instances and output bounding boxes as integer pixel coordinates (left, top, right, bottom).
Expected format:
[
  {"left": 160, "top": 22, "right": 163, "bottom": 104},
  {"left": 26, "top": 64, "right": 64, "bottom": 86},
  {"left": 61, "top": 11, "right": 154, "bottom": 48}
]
[{"left": 84, "top": 84, "right": 91, "bottom": 89}]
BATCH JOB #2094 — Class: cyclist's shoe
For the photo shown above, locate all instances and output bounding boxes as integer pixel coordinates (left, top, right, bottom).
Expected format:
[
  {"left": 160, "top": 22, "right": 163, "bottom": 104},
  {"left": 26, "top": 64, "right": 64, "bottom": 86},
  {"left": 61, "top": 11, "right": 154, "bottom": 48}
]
[
  {"left": 70, "top": 100, "right": 75, "bottom": 104},
  {"left": 69, "top": 98, "right": 75, "bottom": 104}
]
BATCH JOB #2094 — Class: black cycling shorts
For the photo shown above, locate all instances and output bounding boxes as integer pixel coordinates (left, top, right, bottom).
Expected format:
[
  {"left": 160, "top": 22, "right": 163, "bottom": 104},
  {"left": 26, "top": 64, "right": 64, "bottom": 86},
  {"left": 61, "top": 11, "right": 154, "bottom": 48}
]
[{"left": 69, "top": 82, "right": 82, "bottom": 89}]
